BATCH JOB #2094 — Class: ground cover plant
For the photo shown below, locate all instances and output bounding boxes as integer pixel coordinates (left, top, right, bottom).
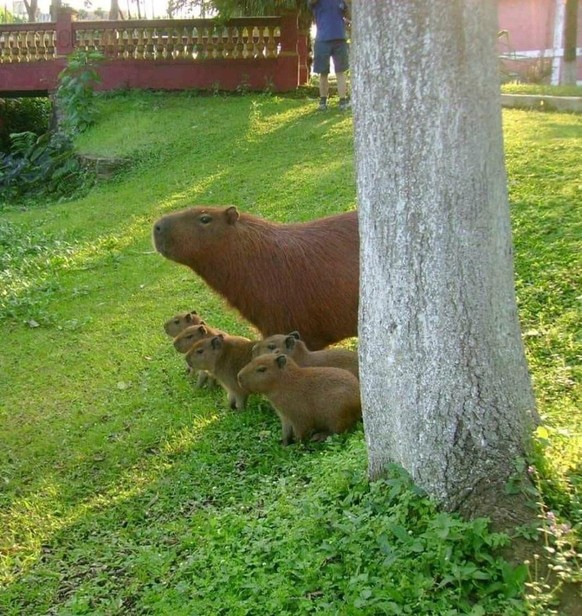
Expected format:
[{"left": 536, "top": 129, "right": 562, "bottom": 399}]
[{"left": 0, "top": 91, "right": 580, "bottom": 614}]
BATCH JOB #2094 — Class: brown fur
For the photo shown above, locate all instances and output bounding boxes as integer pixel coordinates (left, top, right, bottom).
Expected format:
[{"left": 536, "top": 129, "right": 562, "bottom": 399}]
[
  {"left": 237, "top": 354, "right": 361, "bottom": 445},
  {"left": 164, "top": 310, "right": 205, "bottom": 337},
  {"left": 173, "top": 323, "right": 222, "bottom": 354},
  {"left": 252, "top": 331, "right": 359, "bottom": 379},
  {"left": 152, "top": 206, "right": 359, "bottom": 350},
  {"left": 185, "top": 334, "right": 254, "bottom": 410},
  {"left": 173, "top": 323, "right": 222, "bottom": 388}
]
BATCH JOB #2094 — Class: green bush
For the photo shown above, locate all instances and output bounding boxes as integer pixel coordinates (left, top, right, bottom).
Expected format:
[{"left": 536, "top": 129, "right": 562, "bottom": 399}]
[
  {"left": 0, "top": 131, "right": 90, "bottom": 204},
  {"left": 55, "top": 50, "right": 104, "bottom": 136},
  {"left": 0, "top": 97, "right": 51, "bottom": 153}
]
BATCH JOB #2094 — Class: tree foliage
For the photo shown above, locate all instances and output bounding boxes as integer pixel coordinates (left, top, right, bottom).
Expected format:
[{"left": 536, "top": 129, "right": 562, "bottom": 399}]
[{"left": 167, "top": 0, "right": 309, "bottom": 19}]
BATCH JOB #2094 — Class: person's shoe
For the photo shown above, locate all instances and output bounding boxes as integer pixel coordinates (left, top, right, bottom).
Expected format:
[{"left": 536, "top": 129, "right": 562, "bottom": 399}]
[
  {"left": 339, "top": 98, "right": 351, "bottom": 111},
  {"left": 317, "top": 97, "right": 328, "bottom": 111}
]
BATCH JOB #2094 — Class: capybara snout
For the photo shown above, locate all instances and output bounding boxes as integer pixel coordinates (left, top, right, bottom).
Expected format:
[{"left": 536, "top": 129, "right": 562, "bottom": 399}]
[{"left": 153, "top": 206, "right": 240, "bottom": 267}]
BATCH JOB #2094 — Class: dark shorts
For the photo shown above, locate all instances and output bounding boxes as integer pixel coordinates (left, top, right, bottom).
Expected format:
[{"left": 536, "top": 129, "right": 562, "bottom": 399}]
[{"left": 313, "top": 39, "right": 349, "bottom": 74}]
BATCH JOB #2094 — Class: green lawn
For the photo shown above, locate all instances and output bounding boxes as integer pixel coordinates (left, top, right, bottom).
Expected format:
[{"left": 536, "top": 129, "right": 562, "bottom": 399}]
[
  {"left": 501, "top": 83, "right": 582, "bottom": 97},
  {"left": 0, "top": 91, "right": 580, "bottom": 614}
]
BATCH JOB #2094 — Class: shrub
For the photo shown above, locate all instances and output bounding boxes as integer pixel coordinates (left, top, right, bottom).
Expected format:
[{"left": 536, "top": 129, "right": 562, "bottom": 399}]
[
  {"left": 0, "top": 97, "right": 51, "bottom": 153},
  {"left": 55, "top": 50, "right": 104, "bottom": 136},
  {"left": 0, "top": 131, "right": 89, "bottom": 204}
]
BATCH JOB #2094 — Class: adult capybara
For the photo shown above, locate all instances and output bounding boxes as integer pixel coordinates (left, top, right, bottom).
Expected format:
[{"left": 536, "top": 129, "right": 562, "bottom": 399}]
[
  {"left": 252, "top": 331, "right": 359, "bottom": 379},
  {"left": 237, "top": 354, "right": 361, "bottom": 445},
  {"left": 185, "top": 333, "right": 255, "bottom": 410},
  {"left": 152, "top": 206, "right": 359, "bottom": 350},
  {"left": 164, "top": 310, "right": 205, "bottom": 337},
  {"left": 173, "top": 323, "right": 222, "bottom": 388}
]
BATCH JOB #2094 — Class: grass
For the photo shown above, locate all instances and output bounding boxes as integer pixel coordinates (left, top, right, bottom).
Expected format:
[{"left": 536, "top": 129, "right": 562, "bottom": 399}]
[
  {"left": 501, "top": 82, "right": 582, "bottom": 97},
  {"left": 0, "top": 90, "right": 580, "bottom": 614}
]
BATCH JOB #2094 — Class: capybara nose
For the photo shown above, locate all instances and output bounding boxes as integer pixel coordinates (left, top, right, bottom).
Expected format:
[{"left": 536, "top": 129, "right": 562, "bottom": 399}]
[{"left": 152, "top": 218, "right": 169, "bottom": 255}]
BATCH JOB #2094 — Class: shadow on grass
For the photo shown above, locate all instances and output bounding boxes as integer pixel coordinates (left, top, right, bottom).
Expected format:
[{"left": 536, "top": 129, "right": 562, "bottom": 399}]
[
  {"left": 1, "top": 385, "right": 365, "bottom": 613},
  {"left": 6, "top": 95, "right": 580, "bottom": 614}
]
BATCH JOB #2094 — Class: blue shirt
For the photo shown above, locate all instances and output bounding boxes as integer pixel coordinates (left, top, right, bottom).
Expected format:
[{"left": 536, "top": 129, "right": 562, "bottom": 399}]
[{"left": 309, "top": 0, "right": 348, "bottom": 42}]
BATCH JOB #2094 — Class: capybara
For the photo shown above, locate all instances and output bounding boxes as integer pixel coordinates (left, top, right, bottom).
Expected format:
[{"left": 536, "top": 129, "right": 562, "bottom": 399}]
[
  {"left": 152, "top": 206, "right": 359, "bottom": 350},
  {"left": 173, "top": 323, "right": 222, "bottom": 388},
  {"left": 173, "top": 323, "right": 222, "bottom": 354},
  {"left": 252, "top": 331, "right": 359, "bottom": 379},
  {"left": 237, "top": 354, "right": 361, "bottom": 445},
  {"left": 185, "top": 334, "right": 255, "bottom": 410},
  {"left": 164, "top": 310, "right": 205, "bottom": 337},
  {"left": 163, "top": 312, "right": 217, "bottom": 388}
]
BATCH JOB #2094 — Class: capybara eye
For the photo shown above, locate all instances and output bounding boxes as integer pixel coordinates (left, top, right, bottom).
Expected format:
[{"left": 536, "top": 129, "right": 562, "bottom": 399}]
[
  {"left": 268, "top": 344, "right": 276, "bottom": 350},
  {"left": 186, "top": 334, "right": 194, "bottom": 340},
  {"left": 196, "top": 348, "right": 204, "bottom": 354},
  {"left": 257, "top": 366, "right": 267, "bottom": 373},
  {"left": 174, "top": 319, "right": 180, "bottom": 325},
  {"left": 200, "top": 215, "right": 212, "bottom": 224}
]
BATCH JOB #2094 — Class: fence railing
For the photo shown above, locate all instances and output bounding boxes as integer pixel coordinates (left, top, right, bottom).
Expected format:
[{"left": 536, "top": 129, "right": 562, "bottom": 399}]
[
  {"left": 0, "top": 9, "right": 308, "bottom": 93},
  {"left": 0, "top": 16, "right": 288, "bottom": 63},
  {"left": 0, "top": 23, "right": 56, "bottom": 62},
  {"left": 73, "top": 19, "right": 283, "bottom": 61}
]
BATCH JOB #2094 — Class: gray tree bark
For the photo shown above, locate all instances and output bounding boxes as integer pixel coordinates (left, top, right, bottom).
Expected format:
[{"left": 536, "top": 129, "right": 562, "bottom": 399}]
[
  {"left": 352, "top": 0, "right": 538, "bottom": 522},
  {"left": 23, "top": 0, "right": 38, "bottom": 22},
  {"left": 109, "top": 0, "right": 121, "bottom": 20},
  {"left": 562, "top": 0, "right": 579, "bottom": 85}
]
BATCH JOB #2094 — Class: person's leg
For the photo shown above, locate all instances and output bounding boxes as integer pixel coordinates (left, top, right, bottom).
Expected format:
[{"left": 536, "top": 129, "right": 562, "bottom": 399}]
[
  {"left": 319, "top": 73, "right": 330, "bottom": 98},
  {"left": 313, "top": 40, "right": 331, "bottom": 110},
  {"left": 336, "top": 72, "right": 347, "bottom": 99},
  {"left": 332, "top": 41, "right": 350, "bottom": 110},
  {"left": 319, "top": 73, "right": 330, "bottom": 109}
]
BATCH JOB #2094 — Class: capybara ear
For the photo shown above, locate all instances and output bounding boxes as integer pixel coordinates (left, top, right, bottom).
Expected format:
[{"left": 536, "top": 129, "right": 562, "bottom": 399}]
[
  {"left": 276, "top": 354, "right": 287, "bottom": 369},
  {"left": 225, "top": 206, "right": 239, "bottom": 225},
  {"left": 284, "top": 335, "right": 297, "bottom": 350},
  {"left": 185, "top": 313, "right": 193, "bottom": 323},
  {"left": 211, "top": 335, "right": 224, "bottom": 350},
  {"left": 190, "top": 310, "right": 198, "bottom": 316},
  {"left": 198, "top": 324, "right": 208, "bottom": 334},
  {"left": 288, "top": 331, "right": 301, "bottom": 340}
]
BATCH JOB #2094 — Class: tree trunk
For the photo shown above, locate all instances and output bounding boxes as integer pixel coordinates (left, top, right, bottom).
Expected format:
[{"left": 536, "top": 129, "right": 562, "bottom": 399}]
[
  {"left": 23, "top": 0, "right": 38, "bottom": 22},
  {"left": 562, "top": 0, "right": 579, "bottom": 85},
  {"left": 49, "top": 0, "right": 62, "bottom": 21},
  {"left": 109, "top": 0, "right": 121, "bottom": 20},
  {"left": 352, "top": 0, "right": 538, "bottom": 524}
]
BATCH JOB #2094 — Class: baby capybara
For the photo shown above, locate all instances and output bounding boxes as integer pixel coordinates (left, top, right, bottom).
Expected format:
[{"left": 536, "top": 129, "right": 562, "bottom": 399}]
[
  {"left": 237, "top": 354, "right": 361, "bottom": 445},
  {"left": 173, "top": 323, "right": 222, "bottom": 354},
  {"left": 252, "top": 331, "right": 359, "bottom": 379},
  {"left": 164, "top": 310, "right": 205, "bottom": 337},
  {"left": 173, "top": 323, "right": 222, "bottom": 388},
  {"left": 163, "top": 312, "right": 217, "bottom": 388},
  {"left": 152, "top": 206, "right": 359, "bottom": 351},
  {"left": 185, "top": 334, "right": 255, "bottom": 410}
]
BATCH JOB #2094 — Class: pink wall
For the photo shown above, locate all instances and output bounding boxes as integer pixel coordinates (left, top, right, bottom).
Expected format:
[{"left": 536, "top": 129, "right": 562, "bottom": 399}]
[
  {"left": 498, "top": 0, "right": 582, "bottom": 83},
  {"left": 498, "top": 0, "right": 556, "bottom": 52}
]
